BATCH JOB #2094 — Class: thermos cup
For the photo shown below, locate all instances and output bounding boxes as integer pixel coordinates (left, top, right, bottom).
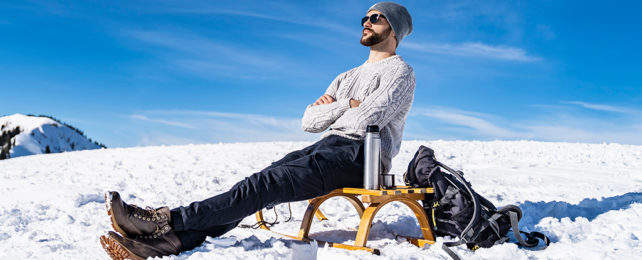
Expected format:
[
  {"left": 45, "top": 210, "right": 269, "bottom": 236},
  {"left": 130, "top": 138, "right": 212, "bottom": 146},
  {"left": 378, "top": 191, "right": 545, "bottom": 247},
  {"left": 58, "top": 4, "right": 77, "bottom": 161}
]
[
  {"left": 363, "top": 125, "right": 381, "bottom": 190},
  {"left": 381, "top": 174, "right": 395, "bottom": 189}
]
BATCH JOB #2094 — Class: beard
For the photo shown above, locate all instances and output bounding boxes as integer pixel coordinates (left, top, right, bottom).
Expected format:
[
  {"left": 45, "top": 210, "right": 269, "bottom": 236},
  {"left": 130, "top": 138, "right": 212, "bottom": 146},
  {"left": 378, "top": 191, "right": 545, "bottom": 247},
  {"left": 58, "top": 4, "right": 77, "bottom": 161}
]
[{"left": 360, "top": 27, "right": 392, "bottom": 46}]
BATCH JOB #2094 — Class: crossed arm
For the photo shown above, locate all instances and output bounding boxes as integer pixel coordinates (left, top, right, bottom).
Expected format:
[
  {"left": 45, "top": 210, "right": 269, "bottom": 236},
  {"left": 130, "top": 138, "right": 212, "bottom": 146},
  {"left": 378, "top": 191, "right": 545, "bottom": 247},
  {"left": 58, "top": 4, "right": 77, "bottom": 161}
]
[
  {"left": 301, "top": 69, "right": 415, "bottom": 134},
  {"left": 313, "top": 94, "right": 361, "bottom": 108},
  {"left": 300, "top": 73, "right": 356, "bottom": 133},
  {"left": 300, "top": 93, "right": 361, "bottom": 133}
]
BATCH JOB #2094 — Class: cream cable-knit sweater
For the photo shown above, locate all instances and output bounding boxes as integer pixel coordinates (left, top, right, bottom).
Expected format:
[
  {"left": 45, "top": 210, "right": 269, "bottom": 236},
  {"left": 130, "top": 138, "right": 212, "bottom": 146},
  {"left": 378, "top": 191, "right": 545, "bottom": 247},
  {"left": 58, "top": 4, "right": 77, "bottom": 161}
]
[{"left": 301, "top": 55, "right": 415, "bottom": 174}]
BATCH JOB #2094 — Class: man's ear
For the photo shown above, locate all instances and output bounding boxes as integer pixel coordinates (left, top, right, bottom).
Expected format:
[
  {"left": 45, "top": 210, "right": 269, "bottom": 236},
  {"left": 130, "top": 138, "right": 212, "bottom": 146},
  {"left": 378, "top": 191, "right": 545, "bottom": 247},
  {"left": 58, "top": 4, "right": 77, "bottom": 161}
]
[{"left": 390, "top": 30, "right": 399, "bottom": 48}]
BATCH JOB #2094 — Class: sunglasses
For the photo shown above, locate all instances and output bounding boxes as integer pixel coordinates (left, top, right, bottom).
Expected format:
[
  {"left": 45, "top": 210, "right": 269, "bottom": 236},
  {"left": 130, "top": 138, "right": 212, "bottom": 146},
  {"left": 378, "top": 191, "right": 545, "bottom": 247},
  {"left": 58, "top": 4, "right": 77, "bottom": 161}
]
[{"left": 361, "top": 13, "right": 386, "bottom": 27}]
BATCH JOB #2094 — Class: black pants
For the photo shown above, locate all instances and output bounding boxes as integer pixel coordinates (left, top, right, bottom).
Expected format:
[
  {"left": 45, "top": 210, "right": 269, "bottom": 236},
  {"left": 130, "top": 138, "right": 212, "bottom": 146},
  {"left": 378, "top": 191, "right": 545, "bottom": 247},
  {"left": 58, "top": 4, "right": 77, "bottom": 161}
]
[{"left": 169, "top": 135, "right": 365, "bottom": 250}]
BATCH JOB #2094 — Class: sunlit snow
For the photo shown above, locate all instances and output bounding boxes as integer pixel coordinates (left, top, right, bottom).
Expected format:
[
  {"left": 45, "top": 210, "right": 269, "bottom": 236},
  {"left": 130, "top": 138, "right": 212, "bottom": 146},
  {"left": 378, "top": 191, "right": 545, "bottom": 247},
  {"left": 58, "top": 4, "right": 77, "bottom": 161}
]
[{"left": 0, "top": 140, "right": 640, "bottom": 259}]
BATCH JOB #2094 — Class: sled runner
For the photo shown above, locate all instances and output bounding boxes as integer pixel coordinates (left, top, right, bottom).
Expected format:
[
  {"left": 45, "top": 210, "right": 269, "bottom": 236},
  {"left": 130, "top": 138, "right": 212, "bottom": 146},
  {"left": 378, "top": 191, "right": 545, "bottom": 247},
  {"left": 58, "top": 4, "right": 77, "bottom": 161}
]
[{"left": 255, "top": 186, "right": 437, "bottom": 254}]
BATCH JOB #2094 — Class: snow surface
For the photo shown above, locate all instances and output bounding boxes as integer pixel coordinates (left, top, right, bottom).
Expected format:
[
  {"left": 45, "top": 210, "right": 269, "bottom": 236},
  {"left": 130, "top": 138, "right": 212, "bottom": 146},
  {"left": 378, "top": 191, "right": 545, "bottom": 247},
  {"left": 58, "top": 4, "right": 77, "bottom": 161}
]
[
  {"left": 0, "top": 140, "right": 641, "bottom": 259},
  {"left": 0, "top": 113, "right": 102, "bottom": 159}
]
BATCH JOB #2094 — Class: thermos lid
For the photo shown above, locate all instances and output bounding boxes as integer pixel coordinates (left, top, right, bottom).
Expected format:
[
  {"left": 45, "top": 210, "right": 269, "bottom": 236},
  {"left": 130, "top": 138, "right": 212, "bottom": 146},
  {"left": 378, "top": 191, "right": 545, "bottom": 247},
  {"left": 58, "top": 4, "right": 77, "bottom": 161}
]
[{"left": 366, "top": 125, "right": 379, "bottom": 132}]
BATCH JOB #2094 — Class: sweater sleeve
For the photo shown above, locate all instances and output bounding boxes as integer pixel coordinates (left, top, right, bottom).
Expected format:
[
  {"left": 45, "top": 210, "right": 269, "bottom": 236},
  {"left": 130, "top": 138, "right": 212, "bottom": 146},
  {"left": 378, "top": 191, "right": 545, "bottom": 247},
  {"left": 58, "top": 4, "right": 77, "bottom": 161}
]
[
  {"left": 301, "top": 73, "right": 352, "bottom": 133},
  {"left": 331, "top": 67, "right": 415, "bottom": 136}
]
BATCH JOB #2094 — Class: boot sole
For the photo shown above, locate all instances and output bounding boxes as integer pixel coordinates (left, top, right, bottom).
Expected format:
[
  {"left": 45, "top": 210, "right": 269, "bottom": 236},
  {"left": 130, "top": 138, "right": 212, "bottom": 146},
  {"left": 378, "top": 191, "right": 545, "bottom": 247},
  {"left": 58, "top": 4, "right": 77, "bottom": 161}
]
[
  {"left": 100, "top": 234, "right": 145, "bottom": 260},
  {"left": 105, "top": 191, "right": 129, "bottom": 238}
]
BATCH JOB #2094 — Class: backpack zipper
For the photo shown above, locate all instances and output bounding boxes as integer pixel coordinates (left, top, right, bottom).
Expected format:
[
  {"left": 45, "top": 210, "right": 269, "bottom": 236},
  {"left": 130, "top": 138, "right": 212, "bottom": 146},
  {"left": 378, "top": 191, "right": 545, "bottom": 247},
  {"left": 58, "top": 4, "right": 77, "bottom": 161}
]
[{"left": 431, "top": 201, "right": 440, "bottom": 230}]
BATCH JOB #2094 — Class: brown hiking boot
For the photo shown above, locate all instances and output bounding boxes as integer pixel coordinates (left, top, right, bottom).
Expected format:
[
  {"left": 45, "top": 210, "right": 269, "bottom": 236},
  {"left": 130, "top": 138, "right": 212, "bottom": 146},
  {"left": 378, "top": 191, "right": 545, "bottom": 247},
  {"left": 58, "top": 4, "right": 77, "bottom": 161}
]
[
  {"left": 100, "top": 231, "right": 182, "bottom": 260},
  {"left": 105, "top": 191, "right": 172, "bottom": 238}
]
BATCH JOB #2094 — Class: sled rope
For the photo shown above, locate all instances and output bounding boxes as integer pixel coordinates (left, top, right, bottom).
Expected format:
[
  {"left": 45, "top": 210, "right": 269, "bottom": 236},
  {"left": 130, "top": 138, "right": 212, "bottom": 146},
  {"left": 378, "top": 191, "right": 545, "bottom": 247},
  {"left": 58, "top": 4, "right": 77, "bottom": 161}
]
[{"left": 239, "top": 202, "right": 293, "bottom": 229}]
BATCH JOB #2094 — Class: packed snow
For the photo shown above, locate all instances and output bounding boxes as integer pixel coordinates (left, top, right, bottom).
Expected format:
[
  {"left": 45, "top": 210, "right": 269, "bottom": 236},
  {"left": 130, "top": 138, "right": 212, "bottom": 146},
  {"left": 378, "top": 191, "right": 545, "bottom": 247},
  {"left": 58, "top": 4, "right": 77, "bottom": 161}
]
[
  {"left": 0, "top": 113, "right": 102, "bottom": 159},
  {"left": 0, "top": 140, "right": 641, "bottom": 259}
]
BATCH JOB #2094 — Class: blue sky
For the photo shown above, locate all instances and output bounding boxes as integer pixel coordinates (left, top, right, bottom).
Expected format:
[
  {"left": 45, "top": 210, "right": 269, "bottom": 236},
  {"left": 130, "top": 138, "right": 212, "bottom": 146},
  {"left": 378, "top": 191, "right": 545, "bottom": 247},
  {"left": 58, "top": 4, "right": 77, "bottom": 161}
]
[{"left": 1, "top": 0, "right": 641, "bottom": 147}]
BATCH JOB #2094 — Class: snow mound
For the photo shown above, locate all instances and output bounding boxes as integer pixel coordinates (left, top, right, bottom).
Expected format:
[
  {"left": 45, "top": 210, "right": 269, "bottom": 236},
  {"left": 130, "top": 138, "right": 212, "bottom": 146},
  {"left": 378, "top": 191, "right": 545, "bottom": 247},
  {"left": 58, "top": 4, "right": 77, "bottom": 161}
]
[
  {"left": 0, "top": 140, "right": 640, "bottom": 259},
  {"left": 0, "top": 113, "right": 103, "bottom": 159}
]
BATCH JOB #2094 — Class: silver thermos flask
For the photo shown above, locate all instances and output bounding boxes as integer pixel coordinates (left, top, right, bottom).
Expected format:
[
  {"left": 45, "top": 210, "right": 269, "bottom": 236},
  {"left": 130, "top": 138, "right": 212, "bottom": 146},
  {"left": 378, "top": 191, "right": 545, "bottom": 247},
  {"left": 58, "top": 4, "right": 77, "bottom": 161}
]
[{"left": 363, "top": 125, "right": 381, "bottom": 190}]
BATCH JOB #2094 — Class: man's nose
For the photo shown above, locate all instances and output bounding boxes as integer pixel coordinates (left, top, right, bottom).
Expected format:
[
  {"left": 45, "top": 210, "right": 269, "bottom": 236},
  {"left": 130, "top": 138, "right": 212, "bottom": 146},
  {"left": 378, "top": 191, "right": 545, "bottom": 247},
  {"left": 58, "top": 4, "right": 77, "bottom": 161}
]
[{"left": 363, "top": 19, "right": 372, "bottom": 28}]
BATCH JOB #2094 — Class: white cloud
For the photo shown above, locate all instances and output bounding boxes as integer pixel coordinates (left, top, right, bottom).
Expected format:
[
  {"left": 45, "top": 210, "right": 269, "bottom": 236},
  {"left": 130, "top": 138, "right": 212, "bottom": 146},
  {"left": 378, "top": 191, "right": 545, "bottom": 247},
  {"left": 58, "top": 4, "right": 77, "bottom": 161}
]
[
  {"left": 408, "top": 103, "right": 642, "bottom": 145},
  {"left": 124, "top": 110, "right": 317, "bottom": 146},
  {"left": 122, "top": 29, "right": 296, "bottom": 79},
  {"left": 562, "top": 101, "right": 638, "bottom": 114},
  {"left": 412, "top": 107, "right": 518, "bottom": 138},
  {"left": 403, "top": 41, "right": 539, "bottom": 62},
  {"left": 167, "top": 7, "right": 355, "bottom": 36},
  {"left": 130, "top": 114, "right": 197, "bottom": 129},
  {"left": 142, "top": 110, "right": 298, "bottom": 128}
]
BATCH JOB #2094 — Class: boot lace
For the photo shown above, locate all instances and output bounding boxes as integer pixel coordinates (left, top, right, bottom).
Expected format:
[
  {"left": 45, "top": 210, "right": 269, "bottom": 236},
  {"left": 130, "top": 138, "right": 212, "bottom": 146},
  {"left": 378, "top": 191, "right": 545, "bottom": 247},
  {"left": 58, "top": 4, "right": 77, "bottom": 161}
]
[
  {"left": 131, "top": 205, "right": 172, "bottom": 239},
  {"left": 131, "top": 205, "right": 164, "bottom": 222}
]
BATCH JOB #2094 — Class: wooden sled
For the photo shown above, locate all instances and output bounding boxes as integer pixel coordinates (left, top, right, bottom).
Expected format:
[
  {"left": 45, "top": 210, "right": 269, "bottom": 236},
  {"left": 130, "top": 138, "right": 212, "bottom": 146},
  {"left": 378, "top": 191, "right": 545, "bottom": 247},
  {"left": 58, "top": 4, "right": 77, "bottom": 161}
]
[{"left": 255, "top": 186, "right": 436, "bottom": 254}]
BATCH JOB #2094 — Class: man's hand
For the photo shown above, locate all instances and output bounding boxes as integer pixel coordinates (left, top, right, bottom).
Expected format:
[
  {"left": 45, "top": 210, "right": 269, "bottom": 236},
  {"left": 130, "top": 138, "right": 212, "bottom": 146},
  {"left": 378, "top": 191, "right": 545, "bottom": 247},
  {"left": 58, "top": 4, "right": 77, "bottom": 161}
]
[
  {"left": 313, "top": 94, "right": 335, "bottom": 106},
  {"left": 350, "top": 98, "right": 361, "bottom": 108}
]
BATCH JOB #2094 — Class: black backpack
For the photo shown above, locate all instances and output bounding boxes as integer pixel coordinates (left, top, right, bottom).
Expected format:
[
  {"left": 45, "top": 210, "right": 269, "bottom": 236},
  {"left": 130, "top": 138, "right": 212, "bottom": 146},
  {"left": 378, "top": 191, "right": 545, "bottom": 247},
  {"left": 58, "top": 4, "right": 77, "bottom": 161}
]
[{"left": 403, "top": 145, "right": 550, "bottom": 259}]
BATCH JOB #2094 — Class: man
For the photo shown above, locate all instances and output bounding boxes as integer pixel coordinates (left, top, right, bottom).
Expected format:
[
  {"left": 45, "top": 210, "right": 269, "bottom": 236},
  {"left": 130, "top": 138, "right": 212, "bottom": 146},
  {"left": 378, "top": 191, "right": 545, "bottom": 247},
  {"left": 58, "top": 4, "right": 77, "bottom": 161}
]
[{"left": 100, "top": 2, "right": 415, "bottom": 259}]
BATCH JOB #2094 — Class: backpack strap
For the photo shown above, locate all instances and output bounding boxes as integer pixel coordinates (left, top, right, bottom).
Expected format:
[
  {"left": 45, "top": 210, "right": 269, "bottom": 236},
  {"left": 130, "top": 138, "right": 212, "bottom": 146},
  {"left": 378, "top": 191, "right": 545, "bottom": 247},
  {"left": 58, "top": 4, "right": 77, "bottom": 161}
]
[
  {"left": 441, "top": 209, "right": 551, "bottom": 260},
  {"left": 437, "top": 161, "right": 483, "bottom": 242},
  {"left": 486, "top": 212, "right": 503, "bottom": 237},
  {"left": 442, "top": 241, "right": 465, "bottom": 260},
  {"left": 508, "top": 211, "right": 551, "bottom": 248}
]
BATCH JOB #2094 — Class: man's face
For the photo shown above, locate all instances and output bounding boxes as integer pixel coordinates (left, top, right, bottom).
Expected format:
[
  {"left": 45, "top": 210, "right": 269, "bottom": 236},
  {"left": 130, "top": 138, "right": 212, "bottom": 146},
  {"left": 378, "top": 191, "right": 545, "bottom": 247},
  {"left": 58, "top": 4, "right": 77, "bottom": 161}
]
[{"left": 360, "top": 10, "right": 393, "bottom": 47}]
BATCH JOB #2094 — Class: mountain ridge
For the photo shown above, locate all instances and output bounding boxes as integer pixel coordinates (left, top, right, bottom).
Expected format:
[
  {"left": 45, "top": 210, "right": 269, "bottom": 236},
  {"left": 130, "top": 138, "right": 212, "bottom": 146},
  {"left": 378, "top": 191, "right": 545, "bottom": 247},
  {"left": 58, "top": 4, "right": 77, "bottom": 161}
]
[{"left": 0, "top": 113, "right": 105, "bottom": 159}]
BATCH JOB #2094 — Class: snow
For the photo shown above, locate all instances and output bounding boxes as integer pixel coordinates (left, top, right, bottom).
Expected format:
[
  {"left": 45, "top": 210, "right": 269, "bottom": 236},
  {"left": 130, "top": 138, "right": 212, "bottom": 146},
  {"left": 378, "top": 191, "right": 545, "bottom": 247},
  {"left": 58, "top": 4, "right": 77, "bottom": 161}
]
[
  {"left": 0, "top": 113, "right": 102, "bottom": 158},
  {"left": 0, "top": 140, "right": 641, "bottom": 259}
]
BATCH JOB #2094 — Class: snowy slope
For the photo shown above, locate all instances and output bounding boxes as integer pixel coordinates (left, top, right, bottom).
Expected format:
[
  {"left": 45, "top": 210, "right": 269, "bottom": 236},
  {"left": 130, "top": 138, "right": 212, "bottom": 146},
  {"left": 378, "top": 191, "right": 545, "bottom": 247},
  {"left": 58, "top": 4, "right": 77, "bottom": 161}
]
[
  {"left": 0, "top": 140, "right": 640, "bottom": 259},
  {"left": 0, "top": 113, "right": 103, "bottom": 159}
]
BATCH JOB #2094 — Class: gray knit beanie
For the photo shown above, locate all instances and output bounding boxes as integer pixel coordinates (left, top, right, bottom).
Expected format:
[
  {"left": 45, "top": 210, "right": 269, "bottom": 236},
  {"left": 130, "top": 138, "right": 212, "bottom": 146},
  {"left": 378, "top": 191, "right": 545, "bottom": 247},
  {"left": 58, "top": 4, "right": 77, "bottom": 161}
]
[{"left": 368, "top": 2, "right": 413, "bottom": 44}]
